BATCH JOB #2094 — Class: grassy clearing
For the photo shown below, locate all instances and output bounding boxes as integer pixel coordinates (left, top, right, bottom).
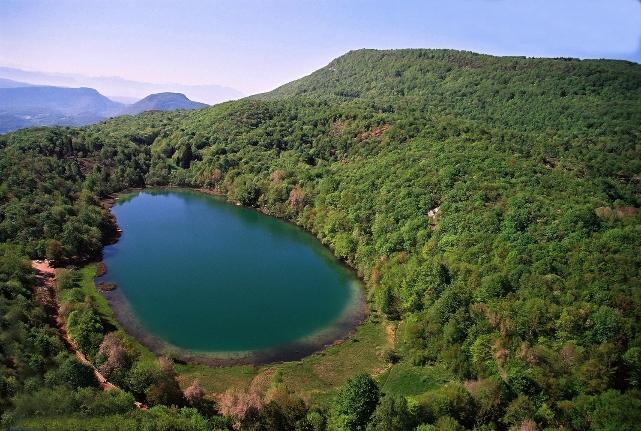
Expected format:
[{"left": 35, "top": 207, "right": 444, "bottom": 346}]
[
  {"left": 177, "top": 316, "right": 391, "bottom": 407},
  {"left": 379, "top": 361, "right": 452, "bottom": 397}
]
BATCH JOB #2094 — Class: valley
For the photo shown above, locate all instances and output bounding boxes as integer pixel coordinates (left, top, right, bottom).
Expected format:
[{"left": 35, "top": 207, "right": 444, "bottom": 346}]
[{"left": 1, "top": 48, "right": 640, "bottom": 430}]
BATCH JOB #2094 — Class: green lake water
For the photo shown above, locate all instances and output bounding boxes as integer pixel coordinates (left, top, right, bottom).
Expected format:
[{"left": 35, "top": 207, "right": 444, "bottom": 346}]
[{"left": 101, "top": 190, "right": 360, "bottom": 356}]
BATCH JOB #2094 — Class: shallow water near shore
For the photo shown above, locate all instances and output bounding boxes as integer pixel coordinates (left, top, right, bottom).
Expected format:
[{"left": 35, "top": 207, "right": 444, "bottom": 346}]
[{"left": 99, "top": 190, "right": 364, "bottom": 362}]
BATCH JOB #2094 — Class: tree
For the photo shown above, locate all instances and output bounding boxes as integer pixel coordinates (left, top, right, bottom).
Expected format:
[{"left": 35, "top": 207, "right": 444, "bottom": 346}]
[
  {"left": 178, "top": 144, "right": 193, "bottom": 169},
  {"left": 45, "top": 239, "right": 64, "bottom": 262},
  {"left": 589, "top": 306, "right": 623, "bottom": 344},
  {"left": 366, "top": 395, "right": 414, "bottom": 431},
  {"left": 230, "top": 175, "right": 261, "bottom": 206},
  {"left": 623, "top": 347, "right": 641, "bottom": 387},
  {"left": 55, "top": 268, "right": 78, "bottom": 291},
  {"left": 183, "top": 379, "right": 215, "bottom": 416},
  {"left": 330, "top": 373, "right": 380, "bottom": 431},
  {"left": 145, "top": 357, "right": 185, "bottom": 407},
  {"left": 126, "top": 360, "right": 160, "bottom": 399},
  {"left": 465, "top": 376, "right": 507, "bottom": 423},
  {"left": 288, "top": 185, "right": 306, "bottom": 209},
  {"left": 46, "top": 354, "right": 97, "bottom": 389},
  {"left": 183, "top": 379, "right": 205, "bottom": 407},
  {"left": 569, "top": 390, "right": 641, "bottom": 431},
  {"left": 419, "top": 383, "right": 475, "bottom": 428},
  {"left": 97, "top": 332, "right": 132, "bottom": 386},
  {"left": 218, "top": 387, "right": 263, "bottom": 425},
  {"left": 66, "top": 309, "right": 104, "bottom": 357},
  {"left": 502, "top": 394, "right": 535, "bottom": 429}
]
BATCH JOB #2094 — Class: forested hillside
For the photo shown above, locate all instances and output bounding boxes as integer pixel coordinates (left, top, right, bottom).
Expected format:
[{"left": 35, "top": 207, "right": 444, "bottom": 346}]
[{"left": 1, "top": 49, "right": 640, "bottom": 430}]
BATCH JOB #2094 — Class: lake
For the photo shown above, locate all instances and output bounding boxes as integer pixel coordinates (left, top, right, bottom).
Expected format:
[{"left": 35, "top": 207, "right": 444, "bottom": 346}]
[{"left": 99, "top": 190, "right": 363, "bottom": 362}]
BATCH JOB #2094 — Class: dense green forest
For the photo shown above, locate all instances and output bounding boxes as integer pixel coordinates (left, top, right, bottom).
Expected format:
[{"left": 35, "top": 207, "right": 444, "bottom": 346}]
[{"left": 1, "top": 49, "right": 640, "bottom": 430}]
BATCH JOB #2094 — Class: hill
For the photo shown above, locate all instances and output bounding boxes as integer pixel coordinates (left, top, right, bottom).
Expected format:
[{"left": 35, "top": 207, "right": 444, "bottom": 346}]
[
  {"left": 123, "top": 92, "right": 207, "bottom": 115},
  {"left": 0, "top": 85, "right": 124, "bottom": 133},
  {"left": 259, "top": 48, "right": 640, "bottom": 134},
  {"left": 0, "top": 49, "right": 640, "bottom": 430},
  {"left": 0, "top": 85, "right": 123, "bottom": 116},
  {"left": 0, "top": 87, "right": 208, "bottom": 133},
  {"left": 0, "top": 77, "right": 32, "bottom": 88}
]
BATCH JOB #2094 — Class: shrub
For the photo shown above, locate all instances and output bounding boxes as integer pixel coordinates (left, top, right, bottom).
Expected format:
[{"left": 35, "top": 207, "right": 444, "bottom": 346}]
[{"left": 330, "top": 373, "right": 380, "bottom": 431}]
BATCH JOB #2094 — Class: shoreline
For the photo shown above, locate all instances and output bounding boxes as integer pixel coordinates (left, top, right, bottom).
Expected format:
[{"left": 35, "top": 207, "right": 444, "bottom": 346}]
[
  {"left": 32, "top": 260, "right": 147, "bottom": 409},
  {"left": 100, "top": 279, "right": 366, "bottom": 366},
  {"left": 97, "top": 186, "right": 370, "bottom": 366}
]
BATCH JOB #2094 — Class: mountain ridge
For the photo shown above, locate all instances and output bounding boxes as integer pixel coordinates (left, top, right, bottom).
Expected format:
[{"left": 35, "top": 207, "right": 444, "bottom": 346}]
[
  {"left": 0, "top": 66, "right": 243, "bottom": 104},
  {"left": 0, "top": 85, "right": 207, "bottom": 133}
]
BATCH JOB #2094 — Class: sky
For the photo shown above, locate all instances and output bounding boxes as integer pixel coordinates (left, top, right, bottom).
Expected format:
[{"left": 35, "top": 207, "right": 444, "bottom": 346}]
[{"left": 1, "top": 0, "right": 640, "bottom": 95}]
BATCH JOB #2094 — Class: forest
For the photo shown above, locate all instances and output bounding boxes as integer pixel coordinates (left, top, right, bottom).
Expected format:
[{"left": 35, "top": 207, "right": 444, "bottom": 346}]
[{"left": 1, "top": 49, "right": 640, "bottom": 430}]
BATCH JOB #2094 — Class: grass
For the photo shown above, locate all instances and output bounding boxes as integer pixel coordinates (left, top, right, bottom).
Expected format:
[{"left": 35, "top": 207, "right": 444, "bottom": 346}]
[
  {"left": 176, "top": 316, "right": 392, "bottom": 407},
  {"left": 78, "top": 264, "right": 115, "bottom": 323},
  {"left": 379, "top": 361, "right": 452, "bottom": 397},
  {"left": 17, "top": 416, "right": 136, "bottom": 431}
]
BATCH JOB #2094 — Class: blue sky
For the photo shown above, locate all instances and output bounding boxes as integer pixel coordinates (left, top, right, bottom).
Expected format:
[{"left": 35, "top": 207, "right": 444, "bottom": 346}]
[{"left": 1, "top": 0, "right": 640, "bottom": 94}]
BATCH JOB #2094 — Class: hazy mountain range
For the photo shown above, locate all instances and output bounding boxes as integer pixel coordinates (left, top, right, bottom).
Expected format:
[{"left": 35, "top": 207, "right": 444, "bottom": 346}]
[
  {"left": 0, "top": 77, "right": 34, "bottom": 88},
  {"left": 0, "top": 66, "right": 243, "bottom": 104},
  {"left": 0, "top": 79, "right": 210, "bottom": 133}
]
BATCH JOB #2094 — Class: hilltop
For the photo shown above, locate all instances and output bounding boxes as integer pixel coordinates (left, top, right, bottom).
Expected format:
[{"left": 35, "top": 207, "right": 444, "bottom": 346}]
[{"left": 123, "top": 92, "right": 207, "bottom": 115}]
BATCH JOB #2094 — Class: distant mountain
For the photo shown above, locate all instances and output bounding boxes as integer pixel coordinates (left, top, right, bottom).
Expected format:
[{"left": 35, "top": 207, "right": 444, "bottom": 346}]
[
  {"left": 0, "top": 78, "right": 32, "bottom": 88},
  {"left": 0, "top": 85, "right": 210, "bottom": 133},
  {"left": 0, "top": 86, "right": 123, "bottom": 116},
  {"left": 0, "top": 66, "right": 243, "bottom": 104},
  {"left": 123, "top": 92, "right": 207, "bottom": 115},
  {"left": 0, "top": 86, "right": 124, "bottom": 133}
]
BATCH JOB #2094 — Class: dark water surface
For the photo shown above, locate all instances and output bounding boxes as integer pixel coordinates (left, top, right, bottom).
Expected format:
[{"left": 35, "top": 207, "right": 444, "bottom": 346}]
[{"left": 100, "top": 190, "right": 361, "bottom": 358}]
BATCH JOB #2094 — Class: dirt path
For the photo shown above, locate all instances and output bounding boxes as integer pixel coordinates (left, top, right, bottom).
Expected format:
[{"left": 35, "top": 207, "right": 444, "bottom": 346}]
[
  {"left": 31, "top": 260, "right": 144, "bottom": 408},
  {"left": 385, "top": 322, "right": 396, "bottom": 347}
]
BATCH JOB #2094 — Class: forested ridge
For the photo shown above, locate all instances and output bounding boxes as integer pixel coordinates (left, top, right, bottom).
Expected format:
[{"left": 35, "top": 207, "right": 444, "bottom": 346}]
[{"left": 1, "top": 49, "right": 640, "bottom": 430}]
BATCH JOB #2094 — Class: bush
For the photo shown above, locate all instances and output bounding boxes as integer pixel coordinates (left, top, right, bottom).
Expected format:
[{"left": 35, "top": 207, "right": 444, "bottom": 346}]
[
  {"left": 567, "top": 390, "right": 641, "bottom": 431},
  {"left": 126, "top": 360, "right": 161, "bottom": 399},
  {"left": 366, "top": 395, "right": 415, "bottom": 431},
  {"left": 77, "top": 387, "right": 135, "bottom": 416},
  {"left": 417, "top": 383, "right": 475, "bottom": 428},
  {"left": 45, "top": 354, "right": 97, "bottom": 389},
  {"left": 330, "top": 373, "right": 380, "bottom": 431},
  {"left": 67, "top": 309, "right": 104, "bottom": 358}
]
